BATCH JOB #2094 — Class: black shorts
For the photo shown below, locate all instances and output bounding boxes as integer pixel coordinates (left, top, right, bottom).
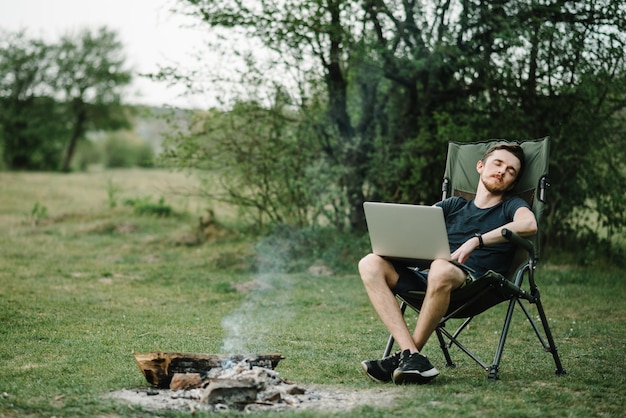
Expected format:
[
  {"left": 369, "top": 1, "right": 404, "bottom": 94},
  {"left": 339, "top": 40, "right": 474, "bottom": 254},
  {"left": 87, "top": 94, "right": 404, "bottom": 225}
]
[{"left": 390, "top": 260, "right": 476, "bottom": 294}]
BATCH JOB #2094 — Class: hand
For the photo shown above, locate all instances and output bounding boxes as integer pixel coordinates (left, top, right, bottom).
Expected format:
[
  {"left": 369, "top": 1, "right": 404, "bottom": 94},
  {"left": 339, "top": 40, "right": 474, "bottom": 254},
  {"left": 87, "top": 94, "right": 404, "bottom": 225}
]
[{"left": 451, "top": 237, "right": 480, "bottom": 264}]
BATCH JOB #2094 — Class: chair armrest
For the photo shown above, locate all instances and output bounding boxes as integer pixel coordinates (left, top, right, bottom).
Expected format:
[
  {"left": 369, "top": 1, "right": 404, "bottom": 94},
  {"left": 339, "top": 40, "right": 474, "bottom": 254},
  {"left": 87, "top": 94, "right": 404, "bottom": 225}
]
[{"left": 501, "top": 228, "right": 535, "bottom": 258}]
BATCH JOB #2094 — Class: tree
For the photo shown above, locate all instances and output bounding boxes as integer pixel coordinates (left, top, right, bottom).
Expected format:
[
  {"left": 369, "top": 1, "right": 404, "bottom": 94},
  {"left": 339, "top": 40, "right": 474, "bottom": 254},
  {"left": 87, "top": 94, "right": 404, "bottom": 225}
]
[
  {"left": 0, "top": 30, "right": 66, "bottom": 169},
  {"left": 53, "top": 27, "right": 132, "bottom": 172},
  {"left": 449, "top": 0, "right": 626, "bottom": 250},
  {"left": 172, "top": 0, "right": 369, "bottom": 229},
  {"left": 163, "top": 98, "right": 324, "bottom": 227},
  {"left": 0, "top": 27, "right": 133, "bottom": 171},
  {"left": 167, "top": 0, "right": 626, "bottom": 253}
]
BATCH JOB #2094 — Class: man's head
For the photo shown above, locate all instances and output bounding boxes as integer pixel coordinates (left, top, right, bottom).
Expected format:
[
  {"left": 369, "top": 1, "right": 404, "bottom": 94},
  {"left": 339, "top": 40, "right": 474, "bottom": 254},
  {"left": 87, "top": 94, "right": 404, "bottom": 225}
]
[{"left": 477, "top": 143, "right": 525, "bottom": 194}]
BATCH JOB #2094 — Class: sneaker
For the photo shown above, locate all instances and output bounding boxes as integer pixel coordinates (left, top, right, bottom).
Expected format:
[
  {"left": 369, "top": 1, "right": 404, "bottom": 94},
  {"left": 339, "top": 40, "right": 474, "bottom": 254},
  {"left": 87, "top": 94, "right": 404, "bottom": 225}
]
[
  {"left": 360, "top": 351, "right": 401, "bottom": 383},
  {"left": 392, "top": 349, "right": 440, "bottom": 384}
]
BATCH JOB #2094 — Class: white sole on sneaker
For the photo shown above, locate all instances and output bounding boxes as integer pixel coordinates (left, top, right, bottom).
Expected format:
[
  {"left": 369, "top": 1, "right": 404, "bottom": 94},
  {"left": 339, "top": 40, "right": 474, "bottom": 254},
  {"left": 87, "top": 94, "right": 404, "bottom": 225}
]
[{"left": 392, "top": 366, "right": 440, "bottom": 384}]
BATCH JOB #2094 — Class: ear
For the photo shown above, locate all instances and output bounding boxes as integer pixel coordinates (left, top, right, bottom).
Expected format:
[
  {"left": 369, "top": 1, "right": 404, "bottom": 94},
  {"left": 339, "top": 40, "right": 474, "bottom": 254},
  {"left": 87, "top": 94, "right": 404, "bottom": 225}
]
[{"left": 476, "top": 160, "right": 484, "bottom": 173}]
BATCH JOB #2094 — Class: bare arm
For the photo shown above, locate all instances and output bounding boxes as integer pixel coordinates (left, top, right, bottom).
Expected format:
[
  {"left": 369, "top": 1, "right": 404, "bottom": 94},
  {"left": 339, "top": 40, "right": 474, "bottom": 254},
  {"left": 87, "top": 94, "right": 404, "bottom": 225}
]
[{"left": 451, "top": 206, "right": 537, "bottom": 264}]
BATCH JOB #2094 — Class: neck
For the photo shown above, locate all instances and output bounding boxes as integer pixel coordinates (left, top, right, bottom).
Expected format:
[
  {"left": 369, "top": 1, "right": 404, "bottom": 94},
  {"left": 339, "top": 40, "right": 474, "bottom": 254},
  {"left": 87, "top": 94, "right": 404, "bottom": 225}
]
[{"left": 474, "top": 183, "right": 505, "bottom": 209}]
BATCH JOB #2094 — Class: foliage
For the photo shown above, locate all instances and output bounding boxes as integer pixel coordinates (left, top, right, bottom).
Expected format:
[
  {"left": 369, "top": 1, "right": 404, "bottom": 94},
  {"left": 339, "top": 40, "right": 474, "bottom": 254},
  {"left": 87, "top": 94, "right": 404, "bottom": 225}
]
[
  {"left": 0, "top": 95, "right": 69, "bottom": 170},
  {"left": 106, "top": 178, "right": 120, "bottom": 209},
  {"left": 54, "top": 27, "right": 133, "bottom": 171},
  {"left": 162, "top": 99, "right": 336, "bottom": 227},
  {"left": 28, "top": 202, "right": 48, "bottom": 226},
  {"left": 164, "top": 0, "right": 626, "bottom": 254},
  {"left": 0, "top": 27, "right": 132, "bottom": 171},
  {"left": 66, "top": 131, "right": 155, "bottom": 171},
  {"left": 123, "top": 196, "right": 173, "bottom": 217},
  {"left": 0, "top": 31, "right": 68, "bottom": 170},
  {"left": 100, "top": 130, "right": 155, "bottom": 168},
  {"left": 69, "top": 137, "right": 101, "bottom": 171}
]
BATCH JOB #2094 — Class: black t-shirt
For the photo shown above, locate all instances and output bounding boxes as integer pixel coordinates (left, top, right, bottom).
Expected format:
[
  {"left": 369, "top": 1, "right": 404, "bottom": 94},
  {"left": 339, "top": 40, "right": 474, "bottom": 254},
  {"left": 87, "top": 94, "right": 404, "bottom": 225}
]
[{"left": 436, "top": 196, "right": 531, "bottom": 277}]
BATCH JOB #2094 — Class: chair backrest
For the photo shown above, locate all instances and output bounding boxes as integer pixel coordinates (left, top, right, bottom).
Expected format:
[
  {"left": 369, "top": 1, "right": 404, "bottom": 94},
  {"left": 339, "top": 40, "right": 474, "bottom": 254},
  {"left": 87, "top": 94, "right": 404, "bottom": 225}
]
[{"left": 442, "top": 137, "right": 550, "bottom": 262}]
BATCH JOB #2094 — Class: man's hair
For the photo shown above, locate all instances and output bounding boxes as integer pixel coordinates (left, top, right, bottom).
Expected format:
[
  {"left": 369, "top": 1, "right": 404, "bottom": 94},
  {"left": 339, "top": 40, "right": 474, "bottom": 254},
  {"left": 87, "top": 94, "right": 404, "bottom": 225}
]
[{"left": 481, "top": 143, "right": 526, "bottom": 180}]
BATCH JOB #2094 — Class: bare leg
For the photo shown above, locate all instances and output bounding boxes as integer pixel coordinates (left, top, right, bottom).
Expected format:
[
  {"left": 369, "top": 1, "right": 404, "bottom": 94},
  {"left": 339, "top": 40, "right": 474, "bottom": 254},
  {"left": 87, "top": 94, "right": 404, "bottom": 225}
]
[
  {"left": 412, "top": 259, "right": 466, "bottom": 350},
  {"left": 358, "top": 254, "right": 419, "bottom": 353}
]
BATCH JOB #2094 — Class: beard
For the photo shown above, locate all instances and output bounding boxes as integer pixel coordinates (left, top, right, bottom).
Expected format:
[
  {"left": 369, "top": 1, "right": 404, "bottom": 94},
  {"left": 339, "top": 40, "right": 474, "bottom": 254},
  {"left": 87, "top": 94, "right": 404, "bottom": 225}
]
[{"left": 481, "top": 175, "right": 513, "bottom": 194}]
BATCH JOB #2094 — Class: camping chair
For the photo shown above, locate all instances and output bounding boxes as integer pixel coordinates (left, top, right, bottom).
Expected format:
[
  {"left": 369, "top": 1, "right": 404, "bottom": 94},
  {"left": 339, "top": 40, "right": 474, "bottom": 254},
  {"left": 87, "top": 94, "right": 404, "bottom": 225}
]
[{"left": 382, "top": 137, "right": 566, "bottom": 380}]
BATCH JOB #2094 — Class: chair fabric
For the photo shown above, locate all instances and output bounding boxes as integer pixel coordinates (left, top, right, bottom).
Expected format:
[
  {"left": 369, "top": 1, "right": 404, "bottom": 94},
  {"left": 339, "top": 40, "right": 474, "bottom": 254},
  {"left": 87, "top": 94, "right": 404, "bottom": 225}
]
[{"left": 382, "top": 137, "right": 566, "bottom": 380}]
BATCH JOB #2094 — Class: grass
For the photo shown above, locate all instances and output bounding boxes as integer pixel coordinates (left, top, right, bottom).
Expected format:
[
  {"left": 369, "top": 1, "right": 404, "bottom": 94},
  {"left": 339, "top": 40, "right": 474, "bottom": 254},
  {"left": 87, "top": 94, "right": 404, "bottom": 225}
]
[{"left": 1, "top": 168, "right": 625, "bottom": 417}]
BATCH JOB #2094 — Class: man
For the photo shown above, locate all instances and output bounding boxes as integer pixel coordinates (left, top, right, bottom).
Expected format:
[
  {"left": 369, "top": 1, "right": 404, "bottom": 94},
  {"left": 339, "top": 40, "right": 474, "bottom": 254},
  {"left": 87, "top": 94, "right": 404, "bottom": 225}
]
[{"left": 358, "top": 143, "right": 537, "bottom": 384}]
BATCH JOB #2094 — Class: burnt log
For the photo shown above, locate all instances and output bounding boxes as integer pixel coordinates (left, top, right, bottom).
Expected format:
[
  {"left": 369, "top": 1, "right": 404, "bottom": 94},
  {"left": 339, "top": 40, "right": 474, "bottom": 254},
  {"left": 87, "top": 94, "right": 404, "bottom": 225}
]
[
  {"left": 133, "top": 351, "right": 285, "bottom": 388},
  {"left": 170, "top": 373, "right": 202, "bottom": 391}
]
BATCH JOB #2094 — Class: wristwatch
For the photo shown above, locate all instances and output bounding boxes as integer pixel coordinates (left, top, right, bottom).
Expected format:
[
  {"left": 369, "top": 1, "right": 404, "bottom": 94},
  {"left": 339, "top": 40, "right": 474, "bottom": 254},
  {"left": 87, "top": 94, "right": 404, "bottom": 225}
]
[{"left": 474, "top": 232, "right": 484, "bottom": 249}]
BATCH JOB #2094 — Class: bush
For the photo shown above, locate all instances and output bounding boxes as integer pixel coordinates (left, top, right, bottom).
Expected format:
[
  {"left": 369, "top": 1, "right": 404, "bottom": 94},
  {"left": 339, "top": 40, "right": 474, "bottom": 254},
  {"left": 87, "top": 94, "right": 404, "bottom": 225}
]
[
  {"left": 124, "top": 196, "right": 172, "bottom": 217},
  {"left": 102, "top": 131, "right": 155, "bottom": 168},
  {"left": 71, "top": 139, "right": 102, "bottom": 171},
  {"left": 70, "top": 131, "right": 156, "bottom": 171}
]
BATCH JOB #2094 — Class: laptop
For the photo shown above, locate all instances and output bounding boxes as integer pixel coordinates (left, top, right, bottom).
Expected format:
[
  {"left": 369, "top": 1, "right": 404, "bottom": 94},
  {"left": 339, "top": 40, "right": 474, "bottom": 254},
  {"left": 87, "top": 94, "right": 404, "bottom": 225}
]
[{"left": 363, "top": 202, "right": 451, "bottom": 267}]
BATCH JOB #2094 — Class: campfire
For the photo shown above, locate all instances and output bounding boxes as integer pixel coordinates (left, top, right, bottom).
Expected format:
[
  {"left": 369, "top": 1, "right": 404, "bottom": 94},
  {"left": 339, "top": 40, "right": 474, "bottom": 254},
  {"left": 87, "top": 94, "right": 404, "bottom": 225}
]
[
  {"left": 129, "top": 352, "right": 305, "bottom": 411},
  {"left": 107, "top": 351, "right": 398, "bottom": 413}
]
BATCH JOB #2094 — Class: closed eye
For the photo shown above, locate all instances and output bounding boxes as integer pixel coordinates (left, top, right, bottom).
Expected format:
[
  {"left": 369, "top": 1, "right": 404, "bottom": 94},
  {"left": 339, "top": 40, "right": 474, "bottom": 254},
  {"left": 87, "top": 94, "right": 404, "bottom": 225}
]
[{"left": 493, "top": 159, "right": 518, "bottom": 177}]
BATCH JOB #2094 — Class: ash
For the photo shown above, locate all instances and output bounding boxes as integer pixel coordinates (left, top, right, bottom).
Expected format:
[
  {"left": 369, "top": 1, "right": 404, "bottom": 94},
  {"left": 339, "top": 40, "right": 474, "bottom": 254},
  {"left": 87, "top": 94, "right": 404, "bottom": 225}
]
[{"left": 108, "top": 359, "right": 398, "bottom": 413}]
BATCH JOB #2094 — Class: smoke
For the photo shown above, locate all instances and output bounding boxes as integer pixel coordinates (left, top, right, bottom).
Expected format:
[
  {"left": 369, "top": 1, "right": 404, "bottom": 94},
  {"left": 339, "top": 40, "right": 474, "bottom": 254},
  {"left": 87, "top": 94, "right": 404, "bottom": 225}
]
[{"left": 219, "top": 231, "right": 295, "bottom": 354}]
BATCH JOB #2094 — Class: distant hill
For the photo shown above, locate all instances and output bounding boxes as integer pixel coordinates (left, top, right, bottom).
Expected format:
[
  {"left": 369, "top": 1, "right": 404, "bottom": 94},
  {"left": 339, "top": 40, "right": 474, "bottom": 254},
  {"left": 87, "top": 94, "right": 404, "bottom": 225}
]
[{"left": 131, "top": 105, "right": 194, "bottom": 154}]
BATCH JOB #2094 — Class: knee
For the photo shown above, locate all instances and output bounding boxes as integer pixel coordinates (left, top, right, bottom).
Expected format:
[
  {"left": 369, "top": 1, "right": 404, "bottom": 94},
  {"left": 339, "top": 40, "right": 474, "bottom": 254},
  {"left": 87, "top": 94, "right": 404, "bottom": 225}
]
[
  {"left": 358, "top": 253, "right": 380, "bottom": 275},
  {"left": 358, "top": 253, "right": 386, "bottom": 284},
  {"left": 427, "top": 259, "right": 460, "bottom": 291}
]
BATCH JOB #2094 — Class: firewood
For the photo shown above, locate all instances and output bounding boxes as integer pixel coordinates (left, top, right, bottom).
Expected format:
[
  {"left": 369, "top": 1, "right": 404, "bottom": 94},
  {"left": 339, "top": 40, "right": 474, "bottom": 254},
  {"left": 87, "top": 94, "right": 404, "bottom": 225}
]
[
  {"left": 170, "top": 373, "right": 202, "bottom": 391},
  {"left": 133, "top": 351, "right": 285, "bottom": 388}
]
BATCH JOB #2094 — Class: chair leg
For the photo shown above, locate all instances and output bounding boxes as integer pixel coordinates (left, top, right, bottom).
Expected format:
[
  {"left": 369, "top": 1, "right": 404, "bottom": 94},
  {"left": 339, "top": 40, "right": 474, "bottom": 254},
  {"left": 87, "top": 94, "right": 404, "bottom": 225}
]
[
  {"left": 490, "top": 293, "right": 567, "bottom": 379},
  {"left": 533, "top": 294, "right": 567, "bottom": 376},
  {"left": 488, "top": 365, "right": 499, "bottom": 380},
  {"left": 435, "top": 327, "right": 456, "bottom": 368},
  {"left": 516, "top": 286, "right": 567, "bottom": 376},
  {"left": 383, "top": 334, "right": 395, "bottom": 358},
  {"left": 489, "top": 296, "right": 518, "bottom": 380},
  {"left": 437, "top": 323, "right": 490, "bottom": 370}
]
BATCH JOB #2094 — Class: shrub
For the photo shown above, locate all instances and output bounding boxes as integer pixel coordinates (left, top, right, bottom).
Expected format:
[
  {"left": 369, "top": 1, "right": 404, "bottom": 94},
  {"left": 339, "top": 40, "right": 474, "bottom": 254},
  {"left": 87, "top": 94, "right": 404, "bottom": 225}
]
[
  {"left": 72, "top": 139, "right": 102, "bottom": 171},
  {"left": 102, "top": 131, "right": 155, "bottom": 168},
  {"left": 124, "top": 196, "right": 172, "bottom": 217}
]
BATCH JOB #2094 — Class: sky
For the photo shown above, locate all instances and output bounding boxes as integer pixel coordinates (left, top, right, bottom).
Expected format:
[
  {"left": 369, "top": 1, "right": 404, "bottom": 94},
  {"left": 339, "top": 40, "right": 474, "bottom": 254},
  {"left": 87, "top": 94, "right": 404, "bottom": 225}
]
[{"left": 0, "top": 0, "right": 215, "bottom": 108}]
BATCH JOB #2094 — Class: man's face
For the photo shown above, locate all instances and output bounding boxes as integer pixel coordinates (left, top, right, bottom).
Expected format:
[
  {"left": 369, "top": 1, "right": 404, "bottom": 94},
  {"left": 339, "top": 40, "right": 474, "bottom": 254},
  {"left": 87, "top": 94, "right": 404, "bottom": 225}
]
[{"left": 477, "top": 149, "right": 522, "bottom": 194}]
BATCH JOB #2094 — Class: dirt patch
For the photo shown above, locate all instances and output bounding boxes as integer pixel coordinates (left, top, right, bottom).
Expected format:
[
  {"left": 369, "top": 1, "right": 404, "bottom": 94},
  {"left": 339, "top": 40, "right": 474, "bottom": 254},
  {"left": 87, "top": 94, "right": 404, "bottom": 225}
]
[{"left": 107, "top": 384, "right": 398, "bottom": 414}]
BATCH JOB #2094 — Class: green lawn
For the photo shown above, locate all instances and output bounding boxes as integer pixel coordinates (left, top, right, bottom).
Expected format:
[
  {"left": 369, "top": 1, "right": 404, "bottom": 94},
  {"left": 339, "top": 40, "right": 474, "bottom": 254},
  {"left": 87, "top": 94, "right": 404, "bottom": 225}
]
[{"left": 1, "top": 169, "right": 624, "bottom": 417}]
